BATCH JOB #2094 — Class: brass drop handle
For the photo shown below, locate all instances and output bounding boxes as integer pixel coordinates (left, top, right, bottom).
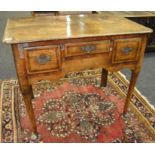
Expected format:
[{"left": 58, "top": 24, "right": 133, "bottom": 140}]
[
  {"left": 81, "top": 45, "right": 96, "bottom": 54},
  {"left": 36, "top": 54, "right": 52, "bottom": 65},
  {"left": 122, "top": 47, "right": 133, "bottom": 54}
]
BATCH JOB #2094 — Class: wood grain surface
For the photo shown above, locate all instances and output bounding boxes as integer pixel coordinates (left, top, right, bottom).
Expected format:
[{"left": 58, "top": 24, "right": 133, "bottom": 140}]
[
  {"left": 98, "top": 11, "right": 155, "bottom": 17},
  {"left": 3, "top": 14, "right": 152, "bottom": 44}
]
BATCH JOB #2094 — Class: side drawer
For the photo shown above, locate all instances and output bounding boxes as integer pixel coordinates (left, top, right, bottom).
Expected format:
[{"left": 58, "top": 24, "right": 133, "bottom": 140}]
[
  {"left": 65, "top": 40, "right": 111, "bottom": 57},
  {"left": 112, "top": 38, "right": 142, "bottom": 63},
  {"left": 24, "top": 45, "right": 61, "bottom": 74}
]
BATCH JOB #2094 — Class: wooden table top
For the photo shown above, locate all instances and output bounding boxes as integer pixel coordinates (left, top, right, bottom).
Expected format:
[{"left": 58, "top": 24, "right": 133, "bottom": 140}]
[
  {"left": 98, "top": 11, "right": 155, "bottom": 18},
  {"left": 3, "top": 14, "right": 152, "bottom": 44}
]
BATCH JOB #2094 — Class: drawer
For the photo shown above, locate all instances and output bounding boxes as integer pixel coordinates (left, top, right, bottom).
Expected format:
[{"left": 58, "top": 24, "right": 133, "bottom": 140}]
[
  {"left": 25, "top": 45, "right": 61, "bottom": 74},
  {"left": 112, "top": 38, "right": 142, "bottom": 63},
  {"left": 65, "top": 40, "right": 111, "bottom": 57}
]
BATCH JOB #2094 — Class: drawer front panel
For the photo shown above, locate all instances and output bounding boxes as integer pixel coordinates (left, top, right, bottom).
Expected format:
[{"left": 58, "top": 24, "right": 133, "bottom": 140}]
[
  {"left": 65, "top": 40, "right": 111, "bottom": 57},
  {"left": 25, "top": 45, "right": 61, "bottom": 73},
  {"left": 112, "top": 38, "right": 142, "bottom": 63}
]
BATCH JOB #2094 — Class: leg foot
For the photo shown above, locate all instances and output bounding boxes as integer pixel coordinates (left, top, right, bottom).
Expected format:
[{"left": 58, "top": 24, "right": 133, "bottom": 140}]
[
  {"left": 123, "top": 70, "right": 140, "bottom": 114},
  {"left": 20, "top": 85, "right": 37, "bottom": 133}
]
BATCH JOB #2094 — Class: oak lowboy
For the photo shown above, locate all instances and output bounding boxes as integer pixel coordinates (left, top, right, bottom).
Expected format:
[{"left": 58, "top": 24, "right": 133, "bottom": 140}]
[{"left": 3, "top": 14, "right": 152, "bottom": 133}]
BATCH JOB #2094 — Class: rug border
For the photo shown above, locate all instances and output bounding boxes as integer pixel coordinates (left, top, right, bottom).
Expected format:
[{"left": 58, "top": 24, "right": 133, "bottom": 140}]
[
  {"left": 108, "top": 72, "right": 155, "bottom": 137},
  {"left": 0, "top": 81, "right": 3, "bottom": 142},
  {"left": 115, "top": 72, "right": 155, "bottom": 115}
]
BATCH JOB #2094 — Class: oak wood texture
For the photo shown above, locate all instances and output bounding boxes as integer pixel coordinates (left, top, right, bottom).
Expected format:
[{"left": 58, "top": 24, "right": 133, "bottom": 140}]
[
  {"left": 98, "top": 11, "right": 155, "bottom": 18},
  {"left": 97, "top": 11, "right": 155, "bottom": 53},
  {"left": 32, "top": 11, "right": 94, "bottom": 17},
  {"left": 3, "top": 14, "right": 152, "bottom": 134},
  {"left": 124, "top": 70, "right": 140, "bottom": 113},
  {"left": 112, "top": 37, "right": 142, "bottom": 63},
  {"left": 65, "top": 40, "right": 110, "bottom": 57},
  {"left": 3, "top": 14, "right": 152, "bottom": 44},
  {"left": 25, "top": 45, "right": 61, "bottom": 74}
]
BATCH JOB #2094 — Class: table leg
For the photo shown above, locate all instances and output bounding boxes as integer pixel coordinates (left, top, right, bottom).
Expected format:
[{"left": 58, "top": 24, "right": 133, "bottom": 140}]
[
  {"left": 20, "top": 84, "right": 37, "bottom": 133},
  {"left": 123, "top": 70, "right": 140, "bottom": 114},
  {"left": 12, "top": 44, "right": 37, "bottom": 134},
  {"left": 100, "top": 68, "right": 108, "bottom": 87}
]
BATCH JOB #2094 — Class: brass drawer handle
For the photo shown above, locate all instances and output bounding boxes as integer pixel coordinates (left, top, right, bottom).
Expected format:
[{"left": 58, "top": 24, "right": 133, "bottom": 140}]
[
  {"left": 36, "top": 54, "right": 52, "bottom": 65},
  {"left": 122, "top": 47, "right": 133, "bottom": 54},
  {"left": 81, "top": 45, "right": 96, "bottom": 54}
]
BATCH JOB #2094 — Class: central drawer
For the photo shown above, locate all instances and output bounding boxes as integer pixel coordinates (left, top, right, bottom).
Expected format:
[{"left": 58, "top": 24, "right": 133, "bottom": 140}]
[{"left": 65, "top": 40, "right": 111, "bottom": 57}]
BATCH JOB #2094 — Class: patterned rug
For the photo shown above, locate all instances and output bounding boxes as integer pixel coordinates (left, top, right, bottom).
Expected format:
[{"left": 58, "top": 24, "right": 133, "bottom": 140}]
[{"left": 0, "top": 69, "right": 155, "bottom": 143}]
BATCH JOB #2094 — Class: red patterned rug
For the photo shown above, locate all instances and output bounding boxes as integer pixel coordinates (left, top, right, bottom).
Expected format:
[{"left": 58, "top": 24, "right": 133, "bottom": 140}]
[{"left": 0, "top": 69, "right": 155, "bottom": 143}]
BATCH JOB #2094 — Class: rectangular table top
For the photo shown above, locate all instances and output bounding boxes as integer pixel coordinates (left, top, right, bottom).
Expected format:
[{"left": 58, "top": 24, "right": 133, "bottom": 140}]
[
  {"left": 3, "top": 14, "right": 152, "bottom": 44},
  {"left": 98, "top": 11, "right": 155, "bottom": 18}
]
